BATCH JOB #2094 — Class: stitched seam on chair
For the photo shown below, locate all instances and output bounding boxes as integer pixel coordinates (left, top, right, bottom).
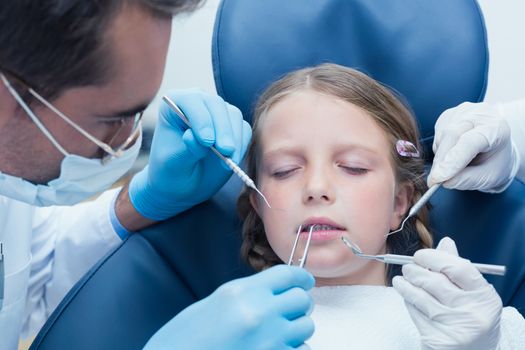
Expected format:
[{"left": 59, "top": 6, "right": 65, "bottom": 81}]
[
  {"left": 140, "top": 233, "right": 199, "bottom": 300},
  {"left": 145, "top": 222, "right": 247, "bottom": 299},
  {"left": 146, "top": 202, "right": 249, "bottom": 297},
  {"left": 212, "top": 0, "right": 227, "bottom": 97},
  {"left": 472, "top": 0, "right": 489, "bottom": 102}
]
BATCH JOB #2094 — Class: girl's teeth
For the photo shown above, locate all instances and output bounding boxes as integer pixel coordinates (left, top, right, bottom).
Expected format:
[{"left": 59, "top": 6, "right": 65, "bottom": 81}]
[{"left": 304, "top": 224, "right": 340, "bottom": 231}]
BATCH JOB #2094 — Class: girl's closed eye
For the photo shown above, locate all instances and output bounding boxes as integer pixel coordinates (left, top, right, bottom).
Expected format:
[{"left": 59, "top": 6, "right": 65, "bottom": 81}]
[
  {"left": 272, "top": 166, "right": 300, "bottom": 179},
  {"left": 338, "top": 163, "right": 369, "bottom": 175}
]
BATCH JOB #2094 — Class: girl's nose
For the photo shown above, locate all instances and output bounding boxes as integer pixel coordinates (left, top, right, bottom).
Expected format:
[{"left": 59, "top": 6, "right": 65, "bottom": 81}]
[{"left": 302, "top": 168, "right": 335, "bottom": 205}]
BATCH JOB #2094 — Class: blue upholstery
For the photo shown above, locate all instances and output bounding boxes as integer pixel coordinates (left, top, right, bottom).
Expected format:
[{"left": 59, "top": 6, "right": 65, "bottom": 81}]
[
  {"left": 30, "top": 1, "right": 524, "bottom": 349},
  {"left": 212, "top": 0, "right": 489, "bottom": 152},
  {"left": 30, "top": 180, "right": 252, "bottom": 349}
]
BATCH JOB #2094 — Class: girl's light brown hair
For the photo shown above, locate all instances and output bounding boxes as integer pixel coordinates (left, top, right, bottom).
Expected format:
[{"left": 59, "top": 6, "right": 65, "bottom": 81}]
[{"left": 237, "top": 63, "right": 432, "bottom": 285}]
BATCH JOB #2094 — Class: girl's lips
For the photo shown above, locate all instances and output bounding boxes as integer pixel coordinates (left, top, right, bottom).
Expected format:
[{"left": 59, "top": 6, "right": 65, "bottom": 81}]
[
  {"left": 298, "top": 217, "right": 346, "bottom": 241},
  {"left": 299, "top": 229, "right": 345, "bottom": 242},
  {"left": 300, "top": 217, "right": 346, "bottom": 231}
]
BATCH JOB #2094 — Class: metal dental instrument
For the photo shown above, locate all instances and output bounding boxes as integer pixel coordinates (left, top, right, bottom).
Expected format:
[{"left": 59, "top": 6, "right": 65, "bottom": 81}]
[
  {"left": 288, "top": 225, "right": 315, "bottom": 268},
  {"left": 162, "top": 95, "right": 271, "bottom": 208},
  {"left": 342, "top": 237, "right": 506, "bottom": 276},
  {"left": 386, "top": 183, "right": 441, "bottom": 236}
]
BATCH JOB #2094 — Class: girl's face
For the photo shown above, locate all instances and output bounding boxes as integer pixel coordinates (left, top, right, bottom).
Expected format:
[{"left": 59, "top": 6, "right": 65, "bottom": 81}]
[{"left": 252, "top": 90, "right": 411, "bottom": 286}]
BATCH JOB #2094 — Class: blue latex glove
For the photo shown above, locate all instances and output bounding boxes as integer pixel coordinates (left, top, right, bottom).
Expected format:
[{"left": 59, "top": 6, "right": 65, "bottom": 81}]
[
  {"left": 129, "top": 89, "right": 252, "bottom": 220},
  {"left": 144, "top": 265, "right": 316, "bottom": 350}
]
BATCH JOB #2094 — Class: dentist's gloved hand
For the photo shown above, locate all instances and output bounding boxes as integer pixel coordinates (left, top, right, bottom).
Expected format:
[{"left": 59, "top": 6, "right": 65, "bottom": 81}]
[
  {"left": 428, "top": 102, "right": 519, "bottom": 193},
  {"left": 144, "top": 265, "right": 315, "bottom": 350},
  {"left": 130, "top": 89, "right": 252, "bottom": 220},
  {"left": 393, "top": 237, "right": 502, "bottom": 350}
]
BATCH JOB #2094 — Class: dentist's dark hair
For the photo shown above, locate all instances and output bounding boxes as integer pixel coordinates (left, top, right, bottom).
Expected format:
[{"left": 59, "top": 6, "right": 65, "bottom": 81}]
[
  {"left": 0, "top": 0, "right": 203, "bottom": 101},
  {"left": 237, "top": 63, "right": 433, "bottom": 285}
]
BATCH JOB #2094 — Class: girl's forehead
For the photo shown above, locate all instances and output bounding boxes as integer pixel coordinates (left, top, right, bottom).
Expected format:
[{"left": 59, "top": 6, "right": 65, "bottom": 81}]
[
  {"left": 262, "top": 90, "right": 369, "bottom": 127},
  {"left": 259, "top": 90, "right": 392, "bottom": 153}
]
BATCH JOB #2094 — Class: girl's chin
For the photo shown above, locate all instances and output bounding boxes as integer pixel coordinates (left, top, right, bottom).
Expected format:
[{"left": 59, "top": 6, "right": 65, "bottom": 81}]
[
  {"left": 312, "top": 271, "right": 386, "bottom": 286},
  {"left": 305, "top": 260, "right": 386, "bottom": 285},
  {"left": 305, "top": 264, "right": 358, "bottom": 279},
  {"left": 302, "top": 254, "right": 361, "bottom": 272}
]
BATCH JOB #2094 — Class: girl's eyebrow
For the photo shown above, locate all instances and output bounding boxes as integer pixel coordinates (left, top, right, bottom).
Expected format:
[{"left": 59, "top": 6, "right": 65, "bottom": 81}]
[
  {"left": 333, "top": 143, "right": 381, "bottom": 157},
  {"left": 261, "top": 143, "right": 382, "bottom": 162},
  {"left": 261, "top": 147, "right": 304, "bottom": 160}
]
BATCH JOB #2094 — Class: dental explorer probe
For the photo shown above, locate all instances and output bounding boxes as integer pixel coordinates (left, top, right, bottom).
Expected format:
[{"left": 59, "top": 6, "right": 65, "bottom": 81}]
[
  {"left": 342, "top": 237, "right": 506, "bottom": 276},
  {"left": 387, "top": 183, "right": 441, "bottom": 236},
  {"left": 162, "top": 96, "right": 272, "bottom": 208}
]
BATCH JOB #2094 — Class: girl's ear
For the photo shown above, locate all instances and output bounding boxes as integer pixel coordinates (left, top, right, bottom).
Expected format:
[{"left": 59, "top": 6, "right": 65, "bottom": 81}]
[
  {"left": 390, "top": 181, "right": 414, "bottom": 230},
  {"left": 249, "top": 191, "right": 261, "bottom": 217}
]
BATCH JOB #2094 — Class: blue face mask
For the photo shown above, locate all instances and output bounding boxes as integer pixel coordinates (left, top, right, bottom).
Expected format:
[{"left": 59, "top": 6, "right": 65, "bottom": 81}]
[{"left": 0, "top": 73, "right": 142, "bottom": 206}]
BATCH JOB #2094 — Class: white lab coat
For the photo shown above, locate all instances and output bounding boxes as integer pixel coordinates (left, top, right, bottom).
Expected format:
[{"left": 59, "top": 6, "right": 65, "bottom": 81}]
[{"left": 0, "top": 188, "right": 122, "bottom": 350}]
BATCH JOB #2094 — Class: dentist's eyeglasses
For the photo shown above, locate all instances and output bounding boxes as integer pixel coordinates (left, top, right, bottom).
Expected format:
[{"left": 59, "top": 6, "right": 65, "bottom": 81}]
[{"left": 0, "top": 69, "right": 143, "bottom": 163}]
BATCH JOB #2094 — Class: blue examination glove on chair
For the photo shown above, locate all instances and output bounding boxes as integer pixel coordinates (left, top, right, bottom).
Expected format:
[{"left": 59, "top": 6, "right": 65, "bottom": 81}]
[
  {"left": 144, "top": 265, "right": 315, "bottom": 350},
  {"left": 129, "top": 89, "right": 252, "bottom": 221}
]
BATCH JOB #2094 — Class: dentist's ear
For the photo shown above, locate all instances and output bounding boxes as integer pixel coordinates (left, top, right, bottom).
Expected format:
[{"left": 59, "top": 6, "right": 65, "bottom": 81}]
[{"left": 390, "top": 182, "right": 414, "bottom": 230}]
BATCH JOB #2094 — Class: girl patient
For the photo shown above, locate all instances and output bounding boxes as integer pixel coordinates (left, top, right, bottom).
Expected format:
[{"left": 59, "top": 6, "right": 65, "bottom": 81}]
[{"left": 237, "top": 64, "right": 525, "bottom": 349}]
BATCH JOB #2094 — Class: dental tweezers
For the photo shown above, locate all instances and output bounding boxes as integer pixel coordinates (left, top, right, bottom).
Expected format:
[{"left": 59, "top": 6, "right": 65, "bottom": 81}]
[{"left": 288, "top": 225, "right": 314, "bottom": 268}]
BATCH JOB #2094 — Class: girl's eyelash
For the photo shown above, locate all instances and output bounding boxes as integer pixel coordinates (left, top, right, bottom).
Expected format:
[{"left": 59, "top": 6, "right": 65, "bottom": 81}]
[
  {"left": 272, "top": 168, "right": 298, "bottom": 178},
  {"left": 272, "top": 165, "right": 367, "bottom": 177},
  {"left": 339, "top": 165, "right": 368, "bottom": 175}
]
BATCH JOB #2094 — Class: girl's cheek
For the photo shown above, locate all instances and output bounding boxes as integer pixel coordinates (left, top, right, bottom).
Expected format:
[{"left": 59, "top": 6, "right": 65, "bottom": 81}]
[{"left": 260, "top": 179, "right": 297, "bottom": 207}]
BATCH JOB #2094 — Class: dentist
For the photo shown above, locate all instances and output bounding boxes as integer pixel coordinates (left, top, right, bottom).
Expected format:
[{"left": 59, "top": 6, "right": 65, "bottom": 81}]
[{"left": 0, "top": 1, "right": 314, "bottom": 349}]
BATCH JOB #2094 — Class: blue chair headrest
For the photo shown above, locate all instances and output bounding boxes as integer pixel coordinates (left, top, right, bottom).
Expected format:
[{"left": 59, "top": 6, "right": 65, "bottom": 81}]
[{"left": 212, "top": 0, "right": 488, "bottom": 152}]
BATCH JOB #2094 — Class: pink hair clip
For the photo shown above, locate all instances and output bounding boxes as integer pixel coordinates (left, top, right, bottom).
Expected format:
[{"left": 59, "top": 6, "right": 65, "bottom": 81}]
[{"left": 396, "top": 140, "right": 420, "bottom": 158}]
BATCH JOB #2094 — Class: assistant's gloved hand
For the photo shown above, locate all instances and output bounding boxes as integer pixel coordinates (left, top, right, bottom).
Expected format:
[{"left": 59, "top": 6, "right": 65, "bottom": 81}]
[
  {"left": 428, "top": 101, "right": 519, "bottom": 193},
  {"left": 392, "top": 237, "right": 502, "bottom": 350},
  {"left": 129, "top": 89, "right": 252, "bottom": 220},
  {"left": 144, "top": 265, "right": 315, "bottom": 350}
]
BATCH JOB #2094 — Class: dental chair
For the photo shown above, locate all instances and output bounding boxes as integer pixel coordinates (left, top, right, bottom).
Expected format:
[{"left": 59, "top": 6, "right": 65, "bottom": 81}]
[{"left": 30, "top": 1, "right": 525, "bottom": 349}]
